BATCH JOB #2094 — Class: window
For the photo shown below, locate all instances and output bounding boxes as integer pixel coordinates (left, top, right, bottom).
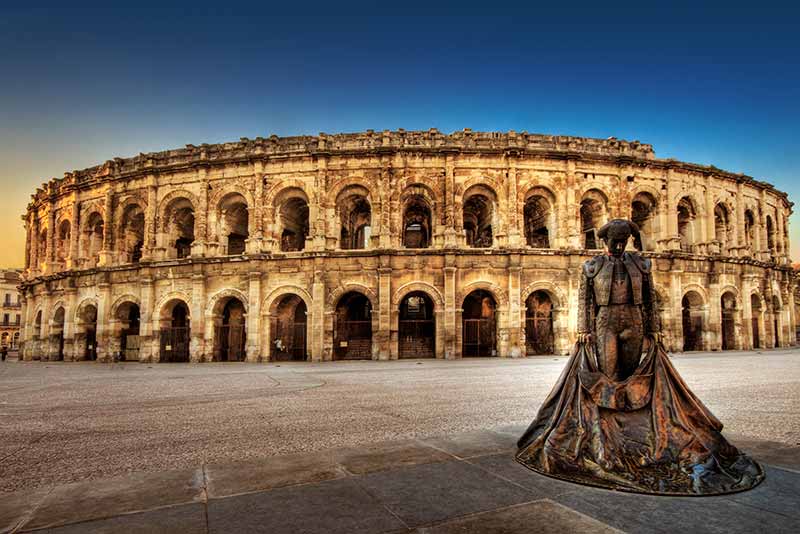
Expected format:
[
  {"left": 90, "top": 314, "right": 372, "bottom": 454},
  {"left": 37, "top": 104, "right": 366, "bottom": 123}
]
[
  {"left": 3, "top": 313, "right": 8, "bottom": 326},
  {"left": 15, "top": 314, "right": 20, "bottom": 325}
]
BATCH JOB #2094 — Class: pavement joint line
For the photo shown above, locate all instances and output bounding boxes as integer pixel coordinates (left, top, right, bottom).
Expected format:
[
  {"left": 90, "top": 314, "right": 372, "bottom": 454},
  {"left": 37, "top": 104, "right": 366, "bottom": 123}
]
[
  {"left": 200, "top": 464, "right": 210, "bottom": 534},
  {"left": 721, "top": 496, "right": 797, "bottom": 520},
  {"left": 543, "top": 500, "right": 627, "bottom": 534},
  {"left": 350, "top": 476, "right": 412, "bottom": 532},
  {"left": 412, "top": 440, "right": 466, "bottom": 461},
  {"left": 8, "top": 486, "right": 52, "bottom": 534}
]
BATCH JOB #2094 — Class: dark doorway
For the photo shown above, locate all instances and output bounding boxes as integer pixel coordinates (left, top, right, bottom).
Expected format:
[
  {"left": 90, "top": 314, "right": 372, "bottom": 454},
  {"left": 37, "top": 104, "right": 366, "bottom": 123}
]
[
  {"left": 682, "top": 293, "right": 703, "bottom": 351},
  {"left": 398, "top": 292, "right": 435, "bottom": 358},
  {"left": 160, "top": 301, "right": 190, "bottom": 362},
  {"left": 751, "top": 294, "right": 762, "bottom": 349},
  {"left": 721, "top": 292, "right": 736, "bottom": 350},
  {"left": 462, "top": 290, "right": 497, "bottom": 357},
  {"left": 214, "top": 299, "right": 246, "bottom": 361},
  {"left": 51, "top": 307, "right": 65, "bottom": 361},
  {"left": 79, "top": 304, "right": 98, "bottom": 361},
  {"left": 525, "top": 291, "right": 554, "bottom": 355},
  {"left": 119, "top": 303, "right": 141, "bottom": 361},
  {"left": 334, "top": 292, "right": 372, "bottom": 360},
  {"left": 271, "top": 295, "right": 308, "bottom": 361}
]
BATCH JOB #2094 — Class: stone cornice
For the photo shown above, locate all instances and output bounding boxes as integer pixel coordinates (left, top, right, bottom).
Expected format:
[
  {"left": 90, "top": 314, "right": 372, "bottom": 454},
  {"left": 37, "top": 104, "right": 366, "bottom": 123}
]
[{"left": 26, "top": 129, "right": 791, "bottom": 211}]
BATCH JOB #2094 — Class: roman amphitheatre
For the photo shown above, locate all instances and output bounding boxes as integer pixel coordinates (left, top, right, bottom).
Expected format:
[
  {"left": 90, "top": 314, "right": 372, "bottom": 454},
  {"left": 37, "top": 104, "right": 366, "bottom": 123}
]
[{"left": 18, "top": 129, "right": 796, "bottom": 363}]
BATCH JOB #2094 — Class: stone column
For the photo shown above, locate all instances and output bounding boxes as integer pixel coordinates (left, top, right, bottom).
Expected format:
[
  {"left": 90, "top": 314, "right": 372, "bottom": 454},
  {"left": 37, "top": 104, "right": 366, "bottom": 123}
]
[
  {"left": 757, "top": 196, "right": 767, "bottom": 261},
  {"left": 252, "top": 163, "right": 265, "bottom": 253},
  {"left": 39, "top": 292, "right": 51, "bottom": 360},
  {"left": 741, "top": 275, "right": 754, "bottom": 350},
  {"left": 190, "top": 269, "right": 206, "bottom": 362},
  {"left": 665, "top": 167, "right": 679, "bottom": 250},
  {"left": 63, "top": 288, "right": 78, "bottom": 361},
  {"left": 776, "top": 207, "right": 787, "bottom": 262},
  {"left": 139, "top": 276, "right": 155, "bottom": 362},
  {"left": 505, "top": 153, "right": 520, "bottom": 247},
  {"left": 377, "top": 259, "right": 392, "bottom": 360},
  {"left": 246, "top": 272, "right": 261, "bottom": 361},
  {"left": 30, "top": 217, "right": 40, "bottom": 274},
  {"left": 193, "top": 169, "right": 208, "bottom": 257},
  {"left": 443, "top": 154, "right": 458, "bottom": 247},
  {"left": 68, "top": 200, "right": 80, "bottom": 269},
  {"left": 566, "top": 160, "right": 579, "bottom": 248},
  {"left": 24, "top": 215, "right": 32, "bottom": 271},
  {"left": 443, "top": 255, "right": 457, "bottom": 358},
  {"left": 96, "top": 279, "right": 113, "bottom": 361},
  {"left": 141, "top": 183, "right": 158, "bottom": 262},
  {"left": 508, "top": 257, "right": 522, "bottom": 357},
  {"left": 99, "top": 189, "right": 114, "bottom": 266},
  {"left": 314, "top": 157, "right": 329, "bottom": 251},
  {"left": 670, "top": 270, "right": 683, "bottom": 352},
  {"left": 704, "top": 180, "right": 714, "bottom": 254},
  {"left": 46, "top": 207, "right": 56, "bottom": 272},
  {"left": 311, "top": 266, "right": 326, "bottom": 360},
  {"left": 708, "top": 277, "right": 722, "bottom": 350}
]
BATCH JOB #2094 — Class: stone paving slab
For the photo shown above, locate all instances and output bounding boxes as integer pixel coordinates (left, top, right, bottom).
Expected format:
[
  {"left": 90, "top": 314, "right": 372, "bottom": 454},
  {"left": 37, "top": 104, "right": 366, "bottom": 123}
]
[
  {"left": 21, "top": 468, "right": 204, "bottom": 531},
  {"left": 413, "top": 500, "right": 621, "bottom": 534},
  {"left": 1, "top": 428, "right": 798, "bottom": 533},
  {"left": 207, "top": 477, "right": 406, "bottom": 534}
]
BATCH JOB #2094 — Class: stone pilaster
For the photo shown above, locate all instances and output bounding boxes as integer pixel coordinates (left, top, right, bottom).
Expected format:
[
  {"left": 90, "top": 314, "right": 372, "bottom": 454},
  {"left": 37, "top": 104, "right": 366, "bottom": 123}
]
[
  {"left": 98, "top": 189, "right": 114, "bottom": 266},
  {"left": 246, "top": 272, "right": 261, "bottom": 361},
  {"left": 138, "top": 276, "right": 155, "bottom": 362},
  {"left": 377, "top": 260, "right": 392, "bottom": 360},
  {"left": 443, "top": 255, "right": 457, "bottom": 358},
  {"left": 190, "top": 269, "right": 206, "bottom": 362},
  {"left": 311, "top": 265, "right": 326, "bottom": 361}
]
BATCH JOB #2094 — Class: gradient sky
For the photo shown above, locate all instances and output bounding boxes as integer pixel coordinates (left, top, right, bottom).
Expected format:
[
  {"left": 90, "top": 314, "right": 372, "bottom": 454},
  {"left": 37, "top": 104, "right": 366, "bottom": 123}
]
[{"left": 1, "top": 2, "right": 798, "bottom": 268}]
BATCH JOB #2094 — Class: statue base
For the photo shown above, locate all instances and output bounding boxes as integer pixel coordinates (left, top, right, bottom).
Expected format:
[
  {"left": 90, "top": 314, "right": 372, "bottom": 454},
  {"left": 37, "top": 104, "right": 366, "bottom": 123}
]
[{"left": 515, "top": 340, "right": 765, "bottom": 496}]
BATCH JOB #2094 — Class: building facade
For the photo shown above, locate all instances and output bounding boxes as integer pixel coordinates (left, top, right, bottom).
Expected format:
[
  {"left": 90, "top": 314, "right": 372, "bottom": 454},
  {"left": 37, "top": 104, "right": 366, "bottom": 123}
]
[
  {"left": 19, "top": 130, "right": 796, "bottom": 363},
  {"left": 1, "top": 269, "right": 23, "bottom": 351}
]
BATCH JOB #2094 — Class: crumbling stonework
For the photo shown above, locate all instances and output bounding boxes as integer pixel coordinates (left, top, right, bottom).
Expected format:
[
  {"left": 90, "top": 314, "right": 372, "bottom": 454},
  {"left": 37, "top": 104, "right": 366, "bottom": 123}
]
[{"left": 19, "top": 129, "right": 796, "bottom": 362}]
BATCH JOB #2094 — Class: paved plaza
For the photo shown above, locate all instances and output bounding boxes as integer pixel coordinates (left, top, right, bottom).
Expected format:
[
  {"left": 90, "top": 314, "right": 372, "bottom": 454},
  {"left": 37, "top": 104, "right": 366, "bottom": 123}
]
[{"left": 1, "top": 348, "right": 799, "bottom": 494}]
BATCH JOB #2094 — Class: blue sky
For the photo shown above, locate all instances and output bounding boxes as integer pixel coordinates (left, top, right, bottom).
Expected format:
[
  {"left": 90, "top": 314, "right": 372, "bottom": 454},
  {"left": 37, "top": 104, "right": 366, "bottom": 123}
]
[{"left": 1, "top": 2, "right": 798, "bottom": 266}]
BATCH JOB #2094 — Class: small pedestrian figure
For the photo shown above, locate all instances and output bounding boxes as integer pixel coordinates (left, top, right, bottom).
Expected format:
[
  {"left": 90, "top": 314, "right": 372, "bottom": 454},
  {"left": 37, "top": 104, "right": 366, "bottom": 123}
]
[{"left": 1, "top": 346, "right": 7, "bottom": 362}]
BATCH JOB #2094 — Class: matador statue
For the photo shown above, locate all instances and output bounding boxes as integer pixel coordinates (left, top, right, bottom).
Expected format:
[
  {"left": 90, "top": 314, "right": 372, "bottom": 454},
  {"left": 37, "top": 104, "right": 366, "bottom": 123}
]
[{"left": 516, "top": 219, "right": 764, "bottom": 495}]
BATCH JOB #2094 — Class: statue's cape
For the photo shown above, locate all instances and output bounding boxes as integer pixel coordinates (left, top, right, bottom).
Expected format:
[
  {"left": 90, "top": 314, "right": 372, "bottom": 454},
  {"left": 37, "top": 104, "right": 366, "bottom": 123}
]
[{"left": 516, "top": 340, "right": 764, "bottom": 495}]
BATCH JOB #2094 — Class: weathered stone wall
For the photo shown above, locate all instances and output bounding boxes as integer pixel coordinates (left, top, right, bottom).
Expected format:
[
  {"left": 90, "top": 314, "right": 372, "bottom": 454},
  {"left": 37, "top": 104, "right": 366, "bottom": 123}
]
[{"left": 19, "top": 130, "right": 796, "bottom": 362}]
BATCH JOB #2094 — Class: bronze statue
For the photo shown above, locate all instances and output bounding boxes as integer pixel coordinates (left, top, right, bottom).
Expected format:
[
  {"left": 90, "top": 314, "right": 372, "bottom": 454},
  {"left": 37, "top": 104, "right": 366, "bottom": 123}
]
[{"left": 516, "top": 219, "right": 764, "bottom": 495}]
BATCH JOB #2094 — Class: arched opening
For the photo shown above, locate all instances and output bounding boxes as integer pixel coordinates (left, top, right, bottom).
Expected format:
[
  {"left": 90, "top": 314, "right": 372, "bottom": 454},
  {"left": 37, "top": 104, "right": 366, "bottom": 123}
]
[
  {"left": 120, "top": 204, "right": 145, "bottom": 263},
  {"left": 164, "top": 199, "right": 195, "bottom": 259},
  {"left": 524, "top": 193, "right": 552, "bottom": 248},
  {"left": 772, "top": 295, "right": 781, "bottom": 347},
  {"left": 76, "top": 303, "right": 98, "bottom": 361},
  {"left": 270, "top": 295, "right": 308, "bottom": 361},
  {"left": 525, "top": 291, "right": 554, "bottom": 355},
  {"left": 402, "top": 197, "right": 432, "bottom": 249},
  {"left": 217, "top": 193, "right": 249, "bottom": 255},
  {"left": 83, "top": 213, "right": 104, "bottom": 266},
  {"left": 630, "top": 192, "right": 657, "bottom": 251},
  {"left": 38, "top": 229, "right": 47, "bottom": 266},
  {"left": 334, "top": 292, "right": 372, "bottom": 360},
  {"left": 463, "top": 190, "right": 494, "bottom": 248},
  {"left": 721, "top": 292, "right": 737, "bottom": 350},
  {"left": 681, "top": 291, "right": 703, "bottom": 351},
  {"left": 213, "top": 297, "right": 246, "bottom": 361},
  {"left": 56, "top": 220, "right": 71, "bottom": 263},
  {"left": 744, "top": 210, "right": 755, "bottom": 252},
  {"left": 337, "top": 187, "right": 371, "bottom": 250},
  {"left": 677, "top": 197, "right": 696, "bottom": 252},
  {"left": 13, "top": 332, "right": 19, "bottom": 350},
  {"left": 714, "top": 203, "right": 732, "bottom": 253},
  {"left": 50, "top": 307, "right": 65, "bottom": 361},
  {"left": 278, "top": 196, "right": 310, "bottom": 252},
  {"left": 766, "top": 215, "right": 776, "bottom": 254},
  {"left": 580, "top": 190, "right": 606, "bottom": 249},
  {"left": 462, "top": 290, "right": 497, "bottom": 357},
  {"left": 398, "top": 292, "right": 435, "bottom": 358},
  {"left": 34, "top": 310, "right": 43, "bottom": 339},
  {"left": 751, "top": 294, "right": 762, "bottom": 348},
  {"left": 116, "top": 302, "right": 141, "bottom": 361},
  {"left": 159, "top": 300, "right": 190, "bottom": 362}
]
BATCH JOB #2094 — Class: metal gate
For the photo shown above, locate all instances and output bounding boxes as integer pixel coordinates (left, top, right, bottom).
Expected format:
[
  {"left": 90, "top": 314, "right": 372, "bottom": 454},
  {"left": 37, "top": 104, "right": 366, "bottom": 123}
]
[
  {"left": 463, "top": 318, "right": 496, "bottom": 357},
  {"left": 214, "top": 325, "right": 246, "bottom": 362},
  {"left": 525, "top": 317, "right": 554, "bottom": 355},
  {"left": 123, "top": 334, "right": 140, "bottom": 361},
  {"left": 84, "top": 329, "right": 97, "bottom": 361},
  {"left": 721, "top": 312, "right": 735, "bottom": 350},
  {"left": 399, "top": 319, "right": 435, "bottom": 359},
  {"left": 751, "top": 318, "right": 760, "bottom": 349},
  {"left": 334, "top": 320, "right": 372, "bottom": 360},
  {"left": 272, "top": 320, "right": 307, "bottom": 361},
  {"left": 160, "top": 327, "right": 190, "bottom": 362}
]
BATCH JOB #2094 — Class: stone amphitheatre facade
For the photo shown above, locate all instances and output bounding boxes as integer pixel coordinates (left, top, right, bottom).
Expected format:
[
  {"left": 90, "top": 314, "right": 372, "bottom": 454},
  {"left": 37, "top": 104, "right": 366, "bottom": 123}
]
[{"left": 19, "top": 129, "right": 796, "bottom": 363}]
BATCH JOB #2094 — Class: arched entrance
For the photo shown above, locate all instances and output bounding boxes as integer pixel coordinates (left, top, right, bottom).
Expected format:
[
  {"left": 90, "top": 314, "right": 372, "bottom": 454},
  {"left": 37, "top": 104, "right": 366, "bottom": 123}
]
[
  {"left": 159, "top": 300, "right": 190, "bottom": 362},
  {"left": 51, "top": 307, "right": 66, "bottom": 361},
  {"left": 77, "top": 303, "right": 98, "bottom": 361},
  {"left": 116, "top": 302, "right": 141, "bottom": 361},
  {"left": 462, "top": 290, "right": 497, "bottom": 357},
  {"left": 213, "top": 298, "right": 246, "bottom": 362},
  {"left": 682, "top": 291, "right": 703, "bottom": 351},
  {"left": 334, "top": 292, "right": 372, "bottom": 360},
  {"left": 772, "top": 295, "right": 781, "bottom": 348},
  {"left": 751, "top": 294, "right": 762, "bottom": 349},
  {"left": 525, "top": 291, "right": 554, "bottom": 355},
  {"left": 398, "top": 292, "right": 435, "bottom": 359},
  {"left": 270, "top": 295, "right": 308, "bottom": 361},
  {"left": 721, "top": 292, "right": 736, "bottom": 350}
]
